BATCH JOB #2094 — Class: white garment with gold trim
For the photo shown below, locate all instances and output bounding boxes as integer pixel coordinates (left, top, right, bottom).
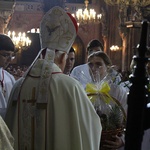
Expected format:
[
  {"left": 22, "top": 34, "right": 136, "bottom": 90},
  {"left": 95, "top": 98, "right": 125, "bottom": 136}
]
[
  {"left": 5, "top": 60, "right": 102, "bottom": 150},
  {"left": 0, "top": 116, "right": 14, "bottom": 150}
]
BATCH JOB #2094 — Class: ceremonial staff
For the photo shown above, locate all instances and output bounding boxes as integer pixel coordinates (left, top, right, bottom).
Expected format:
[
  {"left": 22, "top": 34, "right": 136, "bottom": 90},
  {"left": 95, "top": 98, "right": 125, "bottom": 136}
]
[{"left": 125, "top": 20, "right": 149, "bottom": 150}]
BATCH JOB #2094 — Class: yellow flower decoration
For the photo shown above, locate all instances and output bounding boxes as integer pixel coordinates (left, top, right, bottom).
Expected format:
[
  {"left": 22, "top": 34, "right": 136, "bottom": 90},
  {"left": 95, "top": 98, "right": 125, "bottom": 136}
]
[{"left": 85, "top": 81, "right": 112, "bottom": 103}]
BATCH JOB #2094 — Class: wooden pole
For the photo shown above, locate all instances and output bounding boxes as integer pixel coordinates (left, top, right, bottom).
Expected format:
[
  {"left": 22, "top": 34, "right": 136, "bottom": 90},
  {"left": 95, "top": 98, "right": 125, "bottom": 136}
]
[{"left": 125, "top": 20, "right": 149, "bottom": 150}]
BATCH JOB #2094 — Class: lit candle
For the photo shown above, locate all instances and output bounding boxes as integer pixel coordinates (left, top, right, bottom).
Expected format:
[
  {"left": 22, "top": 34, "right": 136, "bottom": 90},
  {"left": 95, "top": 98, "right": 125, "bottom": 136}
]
[
  {"left": 37, "top": 28, "right": 40, "bottom": 33},
  {"left": 12, "top": 31, "right": 15, "bottom": 38},
  {"left": 31, "top": 28, "right": 36, "bottom": 33},
  {"left": 8, "top": 31, "right": 11, "bottom": 37},
  {"left": 7, "top": 31, "right": 31, "bottom": 49},
  {"left": 84, "top": 8, "right": 88, "bottom": 20},
  {"left": 22, "top": 32, "right": 26, "bottom": 37}
]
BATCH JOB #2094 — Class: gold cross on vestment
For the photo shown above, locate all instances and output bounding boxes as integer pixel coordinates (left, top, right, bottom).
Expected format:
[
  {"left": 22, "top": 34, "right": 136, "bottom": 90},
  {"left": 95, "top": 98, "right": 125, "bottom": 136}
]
[{"left": 22, "top": 87, "right": 36, "bottom": 150}]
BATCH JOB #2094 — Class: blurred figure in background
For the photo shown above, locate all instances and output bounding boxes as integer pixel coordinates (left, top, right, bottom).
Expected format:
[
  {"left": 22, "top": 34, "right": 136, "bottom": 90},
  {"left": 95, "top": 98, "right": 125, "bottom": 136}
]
[
  {"left": 64, "top": 47, "right": 75, "bottom": 75},
  {"left": 0, "top": 34, "right": 15, "bottom": 118}
]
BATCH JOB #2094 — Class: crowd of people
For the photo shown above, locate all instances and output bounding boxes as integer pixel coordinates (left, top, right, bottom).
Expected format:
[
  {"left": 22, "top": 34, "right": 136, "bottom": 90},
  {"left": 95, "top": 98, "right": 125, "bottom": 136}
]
[
  {"left": 6, "top": 65, "right": 28, "bottom": 80},
  {"left": 0, "top": 5, "right": 149, "bottom": 150}
]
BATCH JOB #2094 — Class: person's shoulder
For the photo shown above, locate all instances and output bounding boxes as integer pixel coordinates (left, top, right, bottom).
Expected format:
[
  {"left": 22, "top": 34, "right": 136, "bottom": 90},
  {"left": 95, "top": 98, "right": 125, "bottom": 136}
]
[
  {"left": 4, "top": 69, "right": 15, "bottom": 81},
  {"left": 70, "top": 64, "right": 88, "bottom": 77},
  {"left": 58, "top": 74, "right": 84, "bottom": 89},
  {"left": 61, "top": 73, "right": 79, "bottom": 83},
  {"left": 72, "top": 63, "right": 88, "bottom": 71},
  {"left": 10, "top": 77, "right": 24, "bottom": 97},
  {"left": 110, "top": 82, "right": 127, "bottom": 94},
  {"left": 4, "top": 69, "right": 12, "bottom": 75}
]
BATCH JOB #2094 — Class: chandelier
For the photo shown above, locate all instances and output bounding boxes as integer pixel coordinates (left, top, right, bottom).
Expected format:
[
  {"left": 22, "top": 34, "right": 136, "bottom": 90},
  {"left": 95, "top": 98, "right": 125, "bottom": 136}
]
[
  {"left": 110, "top": 45, "right": 121, "bottom": 51},
  {"left": 72, "top": 0, "right": 102, "bottom": 25},
  {"left": 7, "top": 31, "right": 31, "bottom": 51}
]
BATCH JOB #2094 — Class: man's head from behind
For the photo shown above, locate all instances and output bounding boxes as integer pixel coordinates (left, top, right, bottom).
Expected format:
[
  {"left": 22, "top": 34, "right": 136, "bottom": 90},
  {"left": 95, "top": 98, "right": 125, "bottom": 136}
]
[
  {"left": 0, "top": 34, "right": 15, "bottom": 68},
  {"left": 87, "top": 39, "right": 104, "bottom": 56},
  {"left": 39, "top": 6, "right": 78, "bottom": 72}
]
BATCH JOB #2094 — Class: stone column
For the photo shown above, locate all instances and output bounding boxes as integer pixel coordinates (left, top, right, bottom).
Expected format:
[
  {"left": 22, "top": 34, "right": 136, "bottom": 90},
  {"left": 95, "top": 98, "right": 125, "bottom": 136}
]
[
  {"left": 101, "top": 8, "right": 108, "bottom": 53},
  {"left": 119, "top": 26, "right": 128, "bottom": 71},
  {"left": 0, "top": 0, "right": 15, "bottom": 33},
  {"left": 118, "top": 7, "right": 128, "bottom": 71}
]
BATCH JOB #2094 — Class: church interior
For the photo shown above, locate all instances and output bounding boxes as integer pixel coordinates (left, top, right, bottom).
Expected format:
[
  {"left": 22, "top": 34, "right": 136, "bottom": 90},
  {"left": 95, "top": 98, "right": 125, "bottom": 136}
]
[
  {"left": 0, "top": 0, "right": 150, "bottom": 72},
  {"left": 1, "top": 1, "right": 150, "bottom": 149}
]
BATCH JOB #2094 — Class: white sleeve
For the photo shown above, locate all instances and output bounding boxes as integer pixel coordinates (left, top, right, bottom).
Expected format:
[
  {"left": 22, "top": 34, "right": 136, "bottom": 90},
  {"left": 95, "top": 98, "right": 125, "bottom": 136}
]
[
  {"left": 109, "top": 83, "right": 128, "bottom": 114},
  {"left": 70, "top": 66, "right": 80, "bottom": 80}
]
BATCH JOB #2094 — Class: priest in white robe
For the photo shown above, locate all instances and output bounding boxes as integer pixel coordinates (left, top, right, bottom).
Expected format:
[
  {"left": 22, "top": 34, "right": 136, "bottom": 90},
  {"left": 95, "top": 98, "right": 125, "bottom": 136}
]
[
  {"left": 0, "top": 34, "right": 16, "bottom": 118},
  {"left": 5, "top": 6, "right": 102, "bottom": 150},
  {"left": 0, "top": 116, "right": 14, "bottom": 150}
]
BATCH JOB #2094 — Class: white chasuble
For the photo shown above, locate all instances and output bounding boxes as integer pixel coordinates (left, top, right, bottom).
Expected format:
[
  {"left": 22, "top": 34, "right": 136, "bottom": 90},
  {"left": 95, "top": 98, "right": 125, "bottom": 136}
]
[
  {"left": 0, "top": 116, "right": 14, "bottom": 150},
  {"left": 5, "top": 59, "right": 102, "bottom": 150}
]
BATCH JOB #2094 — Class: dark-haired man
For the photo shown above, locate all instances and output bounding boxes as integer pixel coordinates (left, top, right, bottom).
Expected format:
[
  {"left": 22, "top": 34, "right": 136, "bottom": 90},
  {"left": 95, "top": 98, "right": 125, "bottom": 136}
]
[
  {"left": 64, "top": 47, "right": 75, "bottom": 75},
  {"left": 86, "top": 39, "right": 104, "bottom": 56},
  {"left": 0, "top": 34, "right": 15, "bottom": 118}
]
